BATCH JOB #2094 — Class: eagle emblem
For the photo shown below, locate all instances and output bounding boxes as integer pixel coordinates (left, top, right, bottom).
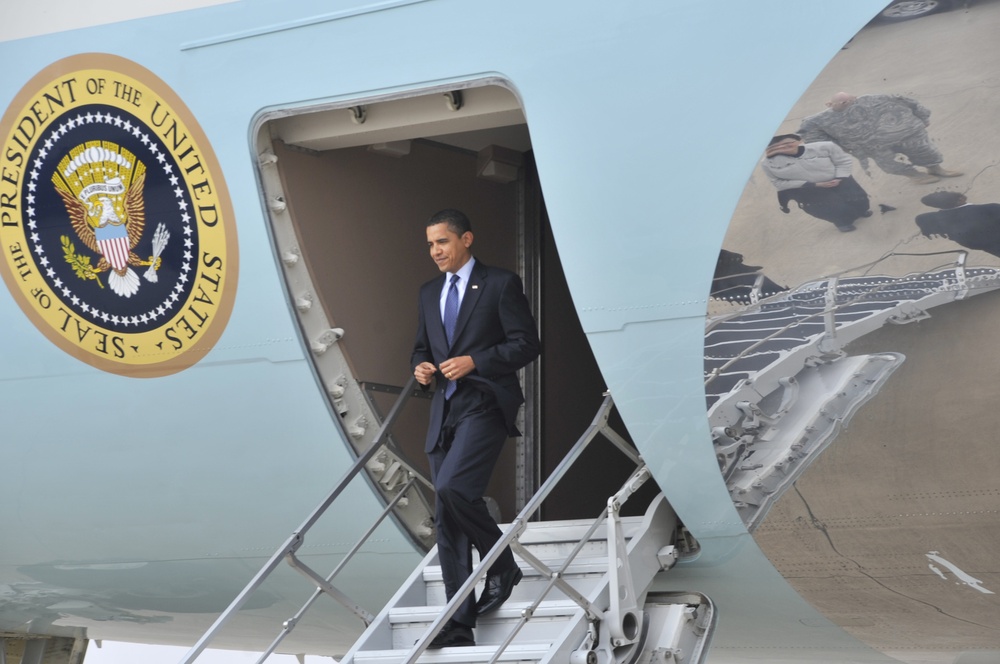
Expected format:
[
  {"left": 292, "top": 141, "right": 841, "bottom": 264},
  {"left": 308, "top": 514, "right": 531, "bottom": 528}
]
[{"left": 52, "top": 142, "right": 169, "bottom": 297}]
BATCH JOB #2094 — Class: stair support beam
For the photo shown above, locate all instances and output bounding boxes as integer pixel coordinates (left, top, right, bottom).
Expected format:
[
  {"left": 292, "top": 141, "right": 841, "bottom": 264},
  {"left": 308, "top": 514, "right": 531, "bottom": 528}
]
[
  {"left": 513, "top": 545, "right": 602, "bottom": 623},
  {"left": 607, "top": 466, "right": 653, "bottom": 647},
  {"left": 285, "top": 553, "right": 374, "bottom": 625}
]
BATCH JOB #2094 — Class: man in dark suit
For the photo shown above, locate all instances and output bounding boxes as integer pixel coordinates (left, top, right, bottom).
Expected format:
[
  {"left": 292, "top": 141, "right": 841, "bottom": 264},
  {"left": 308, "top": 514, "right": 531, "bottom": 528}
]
[
  {"left": 411, "top": 209, "right": 540, "bottom": 648},
  {"left": 915, "top": 191, "right": 1000, "bottom": 258}
]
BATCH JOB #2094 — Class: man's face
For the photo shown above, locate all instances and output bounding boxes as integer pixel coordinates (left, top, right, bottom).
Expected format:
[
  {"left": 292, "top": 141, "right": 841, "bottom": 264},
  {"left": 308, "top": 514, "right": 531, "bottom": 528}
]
[{"left": 427, "top": 222, "right": 473, "bottom": 274}]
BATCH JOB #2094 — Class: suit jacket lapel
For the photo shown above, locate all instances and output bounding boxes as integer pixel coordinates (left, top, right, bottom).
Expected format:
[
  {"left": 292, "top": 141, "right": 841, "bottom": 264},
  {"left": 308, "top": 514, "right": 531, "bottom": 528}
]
[{"left": 451, "top": 261, "right": 485, "bottom": 349}]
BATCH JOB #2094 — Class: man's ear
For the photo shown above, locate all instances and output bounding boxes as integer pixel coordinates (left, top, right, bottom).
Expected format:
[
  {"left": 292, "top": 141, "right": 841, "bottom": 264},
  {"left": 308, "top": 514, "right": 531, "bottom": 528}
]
[{"left": 462, "top": 231, "right": 474, "bottom": 248}]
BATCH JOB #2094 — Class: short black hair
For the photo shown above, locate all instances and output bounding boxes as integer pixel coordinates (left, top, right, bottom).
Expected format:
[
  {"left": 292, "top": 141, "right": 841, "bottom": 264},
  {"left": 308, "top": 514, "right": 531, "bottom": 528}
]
[
  {"left": 427, "top": 208, "right": 472, "bottom": 236},
  {"left": 920, "top": 191, "right": 966, "bottom": 209},
  {"left": 768, "top": 133, "right": 802, "bottom": 146}
]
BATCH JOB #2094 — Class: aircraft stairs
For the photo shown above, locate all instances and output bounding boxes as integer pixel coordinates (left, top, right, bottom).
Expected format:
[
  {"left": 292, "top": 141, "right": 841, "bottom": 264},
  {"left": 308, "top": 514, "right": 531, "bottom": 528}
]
[
  {"left": 340, "top": 479, "right": 708, "bottom": 664},
  {"left": 180, "top": 389, "right": 714, "bottom": 664}
]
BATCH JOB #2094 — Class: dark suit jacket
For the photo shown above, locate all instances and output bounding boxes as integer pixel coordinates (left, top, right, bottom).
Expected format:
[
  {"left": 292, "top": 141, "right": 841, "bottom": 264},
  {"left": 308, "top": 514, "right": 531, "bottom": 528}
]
[
  {"left": 411, "top": 259, "right": 540, "bottom": 453},
  {"left": 915, "top": 204, "right": 1000, "bottom": 257}
]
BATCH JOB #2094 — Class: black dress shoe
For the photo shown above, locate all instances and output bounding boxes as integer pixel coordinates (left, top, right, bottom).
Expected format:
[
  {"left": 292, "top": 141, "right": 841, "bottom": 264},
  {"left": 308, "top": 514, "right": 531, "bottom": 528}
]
[
  {"left": 476, "top": 567, "right": 523, "bottom": 615},
  {"left": 427, "top": 621, "right": 475, "bottom": 649}
]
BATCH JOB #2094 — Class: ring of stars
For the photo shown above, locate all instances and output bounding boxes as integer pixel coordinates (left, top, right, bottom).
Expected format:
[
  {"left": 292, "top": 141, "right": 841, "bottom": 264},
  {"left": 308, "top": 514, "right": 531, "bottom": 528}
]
[{"left": 26, "top": 109, "right": 196, "bottom": 331}]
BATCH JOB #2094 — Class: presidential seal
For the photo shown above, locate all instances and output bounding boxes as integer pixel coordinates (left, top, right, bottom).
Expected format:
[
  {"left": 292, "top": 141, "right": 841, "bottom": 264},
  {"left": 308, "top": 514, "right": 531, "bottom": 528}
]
[{"left": 0, "top": 54, "right": 238, "bottom": 377}]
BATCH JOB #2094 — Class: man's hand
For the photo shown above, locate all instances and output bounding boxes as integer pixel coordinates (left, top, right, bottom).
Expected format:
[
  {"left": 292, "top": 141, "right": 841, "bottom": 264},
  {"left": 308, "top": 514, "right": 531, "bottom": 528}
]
[
  {"left": 439, "top": 356, "right": 475, "bottom": 382},
  {"left": 816, "top": 179, "right": 841, "bottom": 188},
  {"left": 414, "top": 361, "right": 437, "bottom": 385}
]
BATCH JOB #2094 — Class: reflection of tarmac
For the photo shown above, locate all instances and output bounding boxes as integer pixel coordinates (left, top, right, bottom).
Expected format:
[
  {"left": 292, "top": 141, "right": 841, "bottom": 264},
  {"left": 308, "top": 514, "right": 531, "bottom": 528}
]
[
  {"left": 719, "top": 3, "right": 1000, "bottom": 660},
  {"left": 724, "top": 0, "right": 1000, "bottom": 289}
]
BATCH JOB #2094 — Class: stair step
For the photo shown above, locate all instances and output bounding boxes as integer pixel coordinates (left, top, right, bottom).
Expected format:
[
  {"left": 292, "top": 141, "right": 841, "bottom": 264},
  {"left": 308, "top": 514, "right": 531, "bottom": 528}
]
[
  {"left": 352, "top": 643, "right": 551, "bottom": 664},
  {"left": 516, "top": 517, "right": 646, "bottom": 545},
  {"left": 389, "top": 600, "right": 582, "bottom": 624},
  {"left": 422, "top": 562, "right": 605, "bottom": 607},
  {"left": 388, "top": 601, "right": 582, "bottom": 649},
  {"left": 422, "top": 553, "right": 615, "bottom": 582}
]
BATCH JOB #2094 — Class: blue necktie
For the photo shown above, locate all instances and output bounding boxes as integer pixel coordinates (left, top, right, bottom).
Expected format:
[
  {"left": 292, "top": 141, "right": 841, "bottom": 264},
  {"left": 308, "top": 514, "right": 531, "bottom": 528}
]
[{"left": 444, "top": 274, "right": 459, "bottom": 398}]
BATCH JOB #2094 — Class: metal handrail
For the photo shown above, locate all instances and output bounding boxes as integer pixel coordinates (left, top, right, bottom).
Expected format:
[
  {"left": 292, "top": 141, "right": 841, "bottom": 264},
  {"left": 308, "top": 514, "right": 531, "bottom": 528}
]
[
  {"left": 389, "top": 391, "right": 648, "bottom": 664},
  {"left": 708, "top": 247, "right": 974, "bottom": 324},
  {"left": 179, "top": 375, "right": 421, "bottom": 664}
]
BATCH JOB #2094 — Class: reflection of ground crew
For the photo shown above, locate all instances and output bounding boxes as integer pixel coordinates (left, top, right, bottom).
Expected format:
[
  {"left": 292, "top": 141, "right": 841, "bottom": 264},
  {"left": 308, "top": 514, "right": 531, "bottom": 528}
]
[
  {"left": 799, "top": 92, "right": 963, "bottom": 185},
  {"left": 761, "top": 134, "right": 871, "bottom": 233}
]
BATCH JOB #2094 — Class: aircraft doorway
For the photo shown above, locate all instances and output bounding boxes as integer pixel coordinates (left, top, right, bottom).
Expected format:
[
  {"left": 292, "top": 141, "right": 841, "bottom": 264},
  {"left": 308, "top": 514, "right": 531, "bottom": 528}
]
[{"left": 254, "top": 82, "right": 642, "bottom": 546}]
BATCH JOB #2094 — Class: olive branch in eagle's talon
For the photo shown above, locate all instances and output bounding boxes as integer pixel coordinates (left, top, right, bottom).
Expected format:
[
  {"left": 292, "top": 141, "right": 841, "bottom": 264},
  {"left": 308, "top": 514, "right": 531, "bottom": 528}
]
[{"left": 61, "top": 235, "right": 104, "bottom": 289}]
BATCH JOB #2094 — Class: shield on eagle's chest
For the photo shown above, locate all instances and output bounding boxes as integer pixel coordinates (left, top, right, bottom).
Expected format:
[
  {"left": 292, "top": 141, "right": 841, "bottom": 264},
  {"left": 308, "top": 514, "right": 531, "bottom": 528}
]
[{"left": 95, "top": 222, "right": 131, "bottom": 271}]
